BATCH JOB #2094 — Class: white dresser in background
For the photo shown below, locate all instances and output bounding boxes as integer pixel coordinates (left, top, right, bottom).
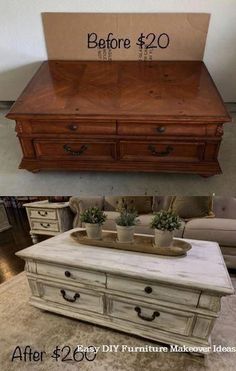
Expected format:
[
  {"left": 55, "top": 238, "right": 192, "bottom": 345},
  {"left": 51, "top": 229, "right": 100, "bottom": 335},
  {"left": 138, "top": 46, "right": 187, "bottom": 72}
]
[
  {"left": 0, "top": 201, "right": 11, "bottom": 232},
  {"left": 24, "top": 200, "right": 73, "bottom": 243},
  {"left": 17, "top": 229, "right": 234, "bottom": 352}
]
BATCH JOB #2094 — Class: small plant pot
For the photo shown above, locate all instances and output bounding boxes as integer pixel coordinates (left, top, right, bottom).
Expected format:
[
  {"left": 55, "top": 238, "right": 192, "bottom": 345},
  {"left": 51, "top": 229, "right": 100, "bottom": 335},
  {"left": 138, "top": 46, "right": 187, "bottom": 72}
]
[
  {"left": 154, "top": 229, "right": 173, "bottom": 247},
  {"left": 85, "top": 223, "right": 102, "bottom": 240},
  {"left": 116, "top": 225, "right": 135, "bottom": 243}
]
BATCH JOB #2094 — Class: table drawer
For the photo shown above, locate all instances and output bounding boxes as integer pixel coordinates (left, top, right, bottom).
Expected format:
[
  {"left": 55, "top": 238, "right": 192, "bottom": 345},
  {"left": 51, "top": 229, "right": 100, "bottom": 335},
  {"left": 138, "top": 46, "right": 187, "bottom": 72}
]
[
  {"left": 36, "top": 262, "right": 106, "bottom": 287},
  {"left": 31, "top": 220, "right": 59, "bottom": 232},
  {"left": 107, "top": 275, "right": 200, "bottom": 307},
  {"left": 30, "top": 120, "right": 116, "bottom": 135},
  {"left": 29, "top": 208, "right": 57, "bottom": 220},
  {"left": 34, "top": 140, "right": 116, "bottom": 160},
  {"left": 40, "top": 281, "right": 104, "bottom": 314},
  {"left": 118, "top": 122, "right": 207, "bottom": 137},
  {"left": 120, "top": 141, "right": 205, "bottom": 162},
  {"left": 108, "top": 296, "right": 194, "bottom": 335}
]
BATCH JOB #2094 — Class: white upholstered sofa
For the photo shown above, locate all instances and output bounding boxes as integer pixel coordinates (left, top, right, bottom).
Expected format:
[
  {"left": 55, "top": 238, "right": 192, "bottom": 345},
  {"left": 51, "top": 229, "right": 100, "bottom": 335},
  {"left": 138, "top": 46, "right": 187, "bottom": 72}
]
[{"left": 69, "top": 196, "right": 236, "bottom": 269}]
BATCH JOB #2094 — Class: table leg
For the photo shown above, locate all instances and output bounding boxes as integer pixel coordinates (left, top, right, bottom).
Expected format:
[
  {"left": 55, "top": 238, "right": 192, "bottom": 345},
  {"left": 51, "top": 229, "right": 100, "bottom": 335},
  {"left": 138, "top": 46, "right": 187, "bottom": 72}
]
[{"left": 30, "top": 232, "right": 38, "bottom": 244}]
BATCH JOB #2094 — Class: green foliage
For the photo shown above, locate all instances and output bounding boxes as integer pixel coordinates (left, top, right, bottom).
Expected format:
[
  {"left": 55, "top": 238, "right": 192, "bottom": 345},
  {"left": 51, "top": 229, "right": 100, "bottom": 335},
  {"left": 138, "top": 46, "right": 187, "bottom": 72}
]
[
  {"left": 116, "top": 209, "right": 139, "bottom": 227},
  {"left": 150, "top": 210, "right": 181, "bottom": 232},
  {"left": 80, "top": 207, "right": 107, "bottom": 226}
]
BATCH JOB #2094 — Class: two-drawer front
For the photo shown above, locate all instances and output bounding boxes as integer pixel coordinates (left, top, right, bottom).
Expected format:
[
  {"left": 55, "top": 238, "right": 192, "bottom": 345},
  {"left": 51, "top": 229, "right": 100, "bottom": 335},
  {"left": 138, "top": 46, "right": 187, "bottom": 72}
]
[
  {"left": 39, "top": 280, "right": 104, "bottom": 314},
  {"left": 107, "top": 275, "right": 200, "bottom": 308},
  {"left": 31, "top": 220, "right": 59, "bottom": 232},
  {"left": 117, "top": 122, "right": 207, "bottom": 137},
  {"left": 36, "top": 262, "right": 106, "bottom": 287},
  {"left": 119, "top": 141, "right": 205, "bottom": 162},
  {"left": 29, "top": 208, "right": 57, "bottom": 220},
  {"left": 29, "top": 120, "right": 116, "bottom": 135},
  {"left": 34, "top": 140, "right": 116, "bottom": 161},
  {"left": 108, "top": 296, "right": 195, "bottom": 336}
]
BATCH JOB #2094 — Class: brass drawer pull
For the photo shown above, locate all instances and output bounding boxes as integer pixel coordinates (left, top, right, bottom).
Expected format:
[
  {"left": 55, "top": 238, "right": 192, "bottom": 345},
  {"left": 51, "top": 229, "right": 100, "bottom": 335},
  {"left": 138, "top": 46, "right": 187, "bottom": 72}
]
[
  {"left": 40, "top": 223, "right": 51, "bottom": 228},
  {"left": 135, "top": 306, "right": 160, "bottom": 322},
  {"left": 156, "top": 126, "right": 166, "bottom": 133},
  {"left": 69, "top": 124, "right": 78, "bottom": 131},
  {"left": 63, "top": 144, "right": 88, "bottom": 156},
  {"left": 144, "top": 286, "right": 153, "bottom": 294},
  {"left": 38, "top": 210, "right": 48, "bottom": 217},
  {"left": 148, "top": 144, "right": 173, "bottom": 157},
  {"left": 60, "top": 289, "right": 80, "bottom": 303},
  {"left": 64, "top": 271, "right": 71, "bottom": 278}
]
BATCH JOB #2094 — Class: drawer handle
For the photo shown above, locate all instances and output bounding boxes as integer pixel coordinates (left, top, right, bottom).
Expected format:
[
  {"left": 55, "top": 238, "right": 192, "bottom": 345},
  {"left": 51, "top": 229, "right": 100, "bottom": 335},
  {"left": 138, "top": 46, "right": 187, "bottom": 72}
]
[
  {"left": 148, "top": 144, "right": 173, "bottom": 157},
  {"left": 156, "top": 126, "right": 166, "bottom": 133},
  {"left": 144, "top": 286, "right": 153, "bottom": 294},
  {"left": 64, "top": 271, "right": 71, "bottom": 278},
  {"left": 69, "top": 124, "right": 78, "bottom": 131},
  {"left": 134, "top": 306, "right": 160, "bottom": 322},
  {"left": 63, "top": 144, "right": 88, "bottom": 156},
  {"left": 40, "top": 223, "right": 51, "bottom": 228},
  {"left": 38, "top": 210, "right": 48, "bottom": 217},
  {"left": 60, "top": 289, "right": 80, "bottom": 303}
]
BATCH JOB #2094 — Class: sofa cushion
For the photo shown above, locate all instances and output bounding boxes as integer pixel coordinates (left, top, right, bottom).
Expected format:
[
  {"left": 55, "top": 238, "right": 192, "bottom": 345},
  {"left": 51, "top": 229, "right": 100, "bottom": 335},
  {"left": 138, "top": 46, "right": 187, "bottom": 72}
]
[
  {"left": 103, "top": 211, "right": 120, "bottom": 231},
  {"left": 77, "top": 197, "right": 104, "bottom": 213},
  {"left": 213, "top": 197, "right": 236, "bottom": 219},
  {"left": 169, "top": 196, "right": 214, "bottom": 220},
  {"left": 184, "top": 218, "right": 236, "bottom": 246},
  {"left": 104, "top": 196, "right": 153, "bottom": 214},
  {"left": 153, "top": 196, "right": 173, "bottom": 212},
  {"left": 70, "top": 196, "right": 104, "bottom": 227}
]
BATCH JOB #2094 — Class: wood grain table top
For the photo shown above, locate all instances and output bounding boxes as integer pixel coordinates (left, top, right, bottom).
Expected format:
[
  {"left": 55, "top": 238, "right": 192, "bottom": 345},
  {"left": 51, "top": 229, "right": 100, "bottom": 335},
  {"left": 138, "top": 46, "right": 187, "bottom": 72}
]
[
  {"left": 17, "top": 229, "right": 234, "bottom": 294},
  {"left": 7, "top": 60, "right": 230, "bottom": 122}
]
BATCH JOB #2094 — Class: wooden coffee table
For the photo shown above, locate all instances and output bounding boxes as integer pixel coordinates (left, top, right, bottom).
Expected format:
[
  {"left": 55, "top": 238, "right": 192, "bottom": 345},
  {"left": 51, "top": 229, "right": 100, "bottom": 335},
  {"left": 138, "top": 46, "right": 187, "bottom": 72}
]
[
  {"left": 6, "top": 61, "right": 231, "bottom": 175},
  {"left": 17, "top": 230, "right": 234, "bottom": 352}
]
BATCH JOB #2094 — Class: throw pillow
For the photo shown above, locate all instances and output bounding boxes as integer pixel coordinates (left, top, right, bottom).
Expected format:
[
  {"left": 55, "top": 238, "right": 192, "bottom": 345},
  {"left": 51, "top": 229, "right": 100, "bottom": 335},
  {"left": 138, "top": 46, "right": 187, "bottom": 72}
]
[
  {"left": 168, "top": 196, "right": 214, "bottom": 220},
  {"left": 104, "top": 196, "right": 153, "bottom": 214}
]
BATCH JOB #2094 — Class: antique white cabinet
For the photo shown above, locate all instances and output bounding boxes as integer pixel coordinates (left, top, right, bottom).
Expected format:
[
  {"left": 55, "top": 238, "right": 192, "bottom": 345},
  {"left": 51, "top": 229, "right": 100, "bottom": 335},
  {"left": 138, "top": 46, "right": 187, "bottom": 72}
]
[
  {"left": 17, "top": 229, "right": 234, "bottom": 352},
  {"left": 24, "top": 200, "right": 73, "bottom": 243}
]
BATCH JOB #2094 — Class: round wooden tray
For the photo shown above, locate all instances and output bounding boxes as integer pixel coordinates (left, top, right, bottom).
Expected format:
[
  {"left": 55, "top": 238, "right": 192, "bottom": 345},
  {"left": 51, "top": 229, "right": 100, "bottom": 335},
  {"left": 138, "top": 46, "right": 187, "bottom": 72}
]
[{"left": 71, "top": 230, "right": 192, "bottom": 257}]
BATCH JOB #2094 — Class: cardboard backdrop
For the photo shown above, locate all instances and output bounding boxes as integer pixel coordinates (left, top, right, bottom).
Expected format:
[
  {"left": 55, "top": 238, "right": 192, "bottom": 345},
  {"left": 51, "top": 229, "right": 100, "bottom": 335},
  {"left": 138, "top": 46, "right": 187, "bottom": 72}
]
[{"left": 42, "top": 13, "right": 210, "bottom": 61}]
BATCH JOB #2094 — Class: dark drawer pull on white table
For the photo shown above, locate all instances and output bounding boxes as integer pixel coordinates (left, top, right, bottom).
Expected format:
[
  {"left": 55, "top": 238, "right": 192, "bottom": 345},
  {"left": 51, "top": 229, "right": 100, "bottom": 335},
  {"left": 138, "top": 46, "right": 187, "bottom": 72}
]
[
  {"left": 40, "top": 223, "right": 51, "bottom": 229},
  {"left": 134, "top": 306, "right": 160, "bottom": 321},
  {"left": 38, "top": 210, "right": 48, "bottom": 217},
  {"left": 60, "top": 289, "right": 80, "bottom": 303}
]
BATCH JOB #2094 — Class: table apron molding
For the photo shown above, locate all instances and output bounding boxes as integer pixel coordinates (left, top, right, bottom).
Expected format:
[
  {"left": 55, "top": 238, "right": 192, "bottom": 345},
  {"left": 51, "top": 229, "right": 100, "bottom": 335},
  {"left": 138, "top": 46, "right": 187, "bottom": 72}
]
[
  {"left": 17, "top": 231, "right": 233, "bottom": 350},
  {"left": 26, "top": 272, "right": 220, "bottom": 318},
  {"left": 7, "top": 61, "right": 231, "bottom": 174}
]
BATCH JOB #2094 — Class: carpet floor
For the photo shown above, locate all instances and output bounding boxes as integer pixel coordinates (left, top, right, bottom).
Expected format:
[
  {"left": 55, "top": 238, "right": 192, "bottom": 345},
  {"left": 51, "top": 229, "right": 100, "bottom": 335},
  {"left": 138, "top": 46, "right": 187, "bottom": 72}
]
[
  {"left": 0, "top": 105, "right": 236, "bottom": 196},
  {"left": 0, "top": 272, "right": 236, "bottom": 371}
]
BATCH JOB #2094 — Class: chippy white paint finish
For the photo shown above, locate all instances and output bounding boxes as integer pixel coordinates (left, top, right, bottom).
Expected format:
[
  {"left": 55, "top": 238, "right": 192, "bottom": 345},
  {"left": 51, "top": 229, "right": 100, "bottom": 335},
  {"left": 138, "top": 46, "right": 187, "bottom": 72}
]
[
  {"left": 24, "top": 200, "right": 73, "bottom": 243},
  {"left": 0, "top": 201, "right": 11, "bottom": 232},
  {"left": 17, "top": 228, "right": 234, "bottom": 351},
  {"left": 18, "top": 229, "right": 234, "bottom": 294}
]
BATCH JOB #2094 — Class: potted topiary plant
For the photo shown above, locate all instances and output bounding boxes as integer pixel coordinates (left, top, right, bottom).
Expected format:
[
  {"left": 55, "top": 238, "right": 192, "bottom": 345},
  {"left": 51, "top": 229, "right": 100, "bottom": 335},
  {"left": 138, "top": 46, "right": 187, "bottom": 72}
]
[
  {"left": 115, "top": 209, "right": 139, "bottom": 243},
  {"left": 150, "top": 210, "right": 181, "bottom": 247},
  {"left": 80, "top": 207, "right": 107, "bottom": 240}
]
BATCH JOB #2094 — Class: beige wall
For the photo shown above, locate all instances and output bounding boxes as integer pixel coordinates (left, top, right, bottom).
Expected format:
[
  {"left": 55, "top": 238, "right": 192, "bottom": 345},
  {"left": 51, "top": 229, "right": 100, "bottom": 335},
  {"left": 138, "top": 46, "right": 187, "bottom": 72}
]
[{"left": 0, "top": 0, "right": 236, "bottom": 101}]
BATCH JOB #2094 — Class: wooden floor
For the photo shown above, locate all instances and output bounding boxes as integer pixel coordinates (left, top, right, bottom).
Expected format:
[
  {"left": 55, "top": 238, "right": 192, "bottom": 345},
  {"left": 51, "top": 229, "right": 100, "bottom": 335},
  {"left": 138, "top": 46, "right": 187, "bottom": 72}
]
[{"left": 0, "top": 207, "right": 32, "bottom": 284}]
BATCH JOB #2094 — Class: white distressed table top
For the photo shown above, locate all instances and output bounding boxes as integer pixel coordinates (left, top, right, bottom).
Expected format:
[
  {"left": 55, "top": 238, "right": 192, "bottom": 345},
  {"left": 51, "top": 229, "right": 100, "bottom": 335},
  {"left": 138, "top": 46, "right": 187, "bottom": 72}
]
[
  {"left": 17, "top": 228, "right": 234, "bottom": 295},
  {"left": 23, "top": 200, "right": 69, "bottom": 208}
]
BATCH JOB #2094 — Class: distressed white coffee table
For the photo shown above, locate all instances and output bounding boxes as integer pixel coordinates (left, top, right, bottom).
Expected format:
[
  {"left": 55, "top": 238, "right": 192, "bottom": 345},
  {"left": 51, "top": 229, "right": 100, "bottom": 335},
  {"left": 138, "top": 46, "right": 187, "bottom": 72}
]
[{"left": 17, "top": 229, "right": 234, "bottom": 352}]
